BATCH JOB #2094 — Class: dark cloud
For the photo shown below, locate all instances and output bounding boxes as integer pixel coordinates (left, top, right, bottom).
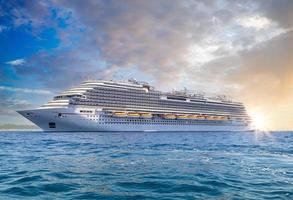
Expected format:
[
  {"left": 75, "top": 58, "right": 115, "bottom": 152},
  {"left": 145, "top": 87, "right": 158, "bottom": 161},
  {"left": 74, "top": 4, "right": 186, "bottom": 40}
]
[{"left": 261, "top": 0, "right": 293, "bottom": 28}]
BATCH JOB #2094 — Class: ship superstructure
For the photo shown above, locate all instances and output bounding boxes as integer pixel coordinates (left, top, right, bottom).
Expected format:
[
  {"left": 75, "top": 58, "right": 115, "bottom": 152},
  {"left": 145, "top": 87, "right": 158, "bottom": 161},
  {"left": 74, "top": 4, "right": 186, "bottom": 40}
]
[{"left": 18, "top": 79, "right": 252, "bottom": 131}]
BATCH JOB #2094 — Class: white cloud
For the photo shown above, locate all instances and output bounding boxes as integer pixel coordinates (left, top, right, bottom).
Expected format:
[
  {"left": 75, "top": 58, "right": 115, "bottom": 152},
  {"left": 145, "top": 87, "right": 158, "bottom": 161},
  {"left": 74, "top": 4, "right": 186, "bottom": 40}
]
[
  {"left": 0, "top": 86, "right": 52, "bottom": 95},
  {"left": 186, "top": 43, "right": 220, "bottom": 66},
  {"left": 236, "top": 15, "right": 272, "bottom": 30},
  {"left": 0, "top": 25, "right": 7, "bottom": 32},
  {"left": 6, "top": 58, "right": 26, "bottom": 66}
]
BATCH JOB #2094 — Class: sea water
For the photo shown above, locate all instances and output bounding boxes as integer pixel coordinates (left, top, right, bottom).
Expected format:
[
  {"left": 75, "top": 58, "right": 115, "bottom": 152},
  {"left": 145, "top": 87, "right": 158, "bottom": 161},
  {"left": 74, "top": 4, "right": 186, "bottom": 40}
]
[{"left": 0, "top": 131, "right": 292, "bottom": 199}]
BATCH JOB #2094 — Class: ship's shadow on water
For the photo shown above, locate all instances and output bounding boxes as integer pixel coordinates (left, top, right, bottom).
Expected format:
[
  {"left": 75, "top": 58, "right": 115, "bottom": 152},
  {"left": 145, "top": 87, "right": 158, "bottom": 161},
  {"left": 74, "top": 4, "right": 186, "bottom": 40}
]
[{"left": 0, "top": 131, "right": 292, "bottom": 199}]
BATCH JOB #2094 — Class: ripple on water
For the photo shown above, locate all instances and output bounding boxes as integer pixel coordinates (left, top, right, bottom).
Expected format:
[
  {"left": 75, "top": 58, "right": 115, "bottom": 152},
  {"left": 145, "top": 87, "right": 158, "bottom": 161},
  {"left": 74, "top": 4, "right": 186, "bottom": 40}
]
[
  {"left": 0, "top": 174, "right": 12, "bottom": 184},
  {"left": 2, "top": 186, "right": 44, "bottom": 197},
  {"left": 116, "top": 180, "right": 222, "bottom": 196},
  {"left": 73, "top": 193, "right": 149, "bottom": 200},
  {"left": 169, "top": 183, "right": 221, "bottom": 196},
  {"left": 9, "top": 175, "right": 44, "bottom": 185},
  {"left": 40, "top": 183, "right": 77, "bottom": 193},
  {"left": 117, "top": 181, "right": 172, "bottom": 191},
  {"left": 47, "top": 171, "right": 78, "bottom": 179}
]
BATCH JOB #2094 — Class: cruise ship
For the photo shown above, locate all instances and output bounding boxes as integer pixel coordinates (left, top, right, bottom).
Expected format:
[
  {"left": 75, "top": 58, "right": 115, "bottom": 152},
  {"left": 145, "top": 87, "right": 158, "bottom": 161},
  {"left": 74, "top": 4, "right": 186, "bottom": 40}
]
[{"left": 18, "top": 79, "right": 253, "bottom": 132}]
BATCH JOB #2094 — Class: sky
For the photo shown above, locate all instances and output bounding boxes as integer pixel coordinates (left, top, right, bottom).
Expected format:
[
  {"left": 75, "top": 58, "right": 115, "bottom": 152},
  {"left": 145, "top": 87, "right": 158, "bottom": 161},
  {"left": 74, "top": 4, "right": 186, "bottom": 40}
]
[{"left": 0, "top": 0, "right": 292, "bottom": 130}]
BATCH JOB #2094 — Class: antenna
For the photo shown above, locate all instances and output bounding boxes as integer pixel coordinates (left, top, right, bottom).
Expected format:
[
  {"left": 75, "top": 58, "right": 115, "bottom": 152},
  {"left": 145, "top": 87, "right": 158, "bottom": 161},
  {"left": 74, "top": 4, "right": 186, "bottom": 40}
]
[
  {"left": 184, "top": 87, "right": 187, "bottom": 94},
  {"left": 113, "top": 73, "right": 117, "bottom": 80},
  {"left": 86, "top": 75, "right": 94, "bottom": 81}
]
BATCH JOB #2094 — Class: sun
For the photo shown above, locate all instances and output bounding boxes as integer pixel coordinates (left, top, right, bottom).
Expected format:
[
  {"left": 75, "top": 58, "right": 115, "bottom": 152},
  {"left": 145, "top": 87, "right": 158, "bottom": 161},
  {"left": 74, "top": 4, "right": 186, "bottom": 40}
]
[{"left": 249, "top": 111, "right": 267, "bottom": 130}]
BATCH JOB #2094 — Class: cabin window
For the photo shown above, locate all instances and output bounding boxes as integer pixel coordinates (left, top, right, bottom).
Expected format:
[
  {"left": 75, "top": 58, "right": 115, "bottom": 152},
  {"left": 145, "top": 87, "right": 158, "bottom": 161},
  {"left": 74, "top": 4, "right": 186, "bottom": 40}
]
[
  {"left": 49, "top": 122, "right": 56, "bottom": 128},
  {"left": 80, "top": 110, "right": 93, "bottom": 113}
]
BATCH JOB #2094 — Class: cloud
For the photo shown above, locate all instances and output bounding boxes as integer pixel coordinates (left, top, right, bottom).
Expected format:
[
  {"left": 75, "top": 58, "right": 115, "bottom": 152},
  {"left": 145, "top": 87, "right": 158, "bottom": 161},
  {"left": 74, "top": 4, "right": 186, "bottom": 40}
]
[
  {"left": 41, "top": 0, "right": 289, "bottom": 90},
  {"left": 0, "top": 25, "right": 7, "bottom": 32},
  {"left": 236, "top": 15, "right": 272, "bottom": 30},
  {"left": 9, "top": 1, "right": 248, "bottom": 88},
  {"left": 260, "top": 0, "right": 293, "bottom": 29},
  {"left": 0, "top": 123, "right": 38, "bottom": 130},
  {"left": 0, "top": 0, "right": 52, "bottom": 28},
  {"left": 0, "top": 86, "right": 51, "bottom": 120},
  {"left": 2, "top": 1, "right": 292, "bottom": 88},
  {"left": 5, "top": 58, "right": 26, "bottom": 66},
  {"left": 14, "top": 49, "right": 108, "bottom": 89},
  {"left": 0, "top": 86, "right": 52, "bottom": 95},
  {"left": 189, "top": 30, "right": 293, "bottom": 130},
  {"left": 0, "top": 95, "right": 32, "bottom": 115}
]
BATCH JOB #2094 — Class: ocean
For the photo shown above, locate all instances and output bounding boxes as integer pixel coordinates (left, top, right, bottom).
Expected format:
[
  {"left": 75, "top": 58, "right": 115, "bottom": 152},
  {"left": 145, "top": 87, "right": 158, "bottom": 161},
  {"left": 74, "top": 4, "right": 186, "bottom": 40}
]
[{"left": 0, "top": 131, "right": 292, "bottom": 199}]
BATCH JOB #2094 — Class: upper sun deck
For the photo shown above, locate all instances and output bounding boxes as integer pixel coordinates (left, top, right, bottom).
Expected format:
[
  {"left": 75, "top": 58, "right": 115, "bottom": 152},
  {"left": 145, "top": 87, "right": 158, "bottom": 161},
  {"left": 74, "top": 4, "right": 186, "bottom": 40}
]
[{"left": 52, "top": 79, "right": 242, "bottom": 106}]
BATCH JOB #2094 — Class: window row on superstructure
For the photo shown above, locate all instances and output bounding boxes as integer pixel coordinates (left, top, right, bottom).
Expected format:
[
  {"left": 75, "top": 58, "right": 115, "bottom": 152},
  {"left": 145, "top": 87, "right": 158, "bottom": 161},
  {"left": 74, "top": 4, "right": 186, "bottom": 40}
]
[
  {"left": 72, "top": 103, "right": 248, "bottom": 119},
  {"left": 83, "top": 91, "right": 244, "bottom": 110},
  {"left": 74, "top": 97, "right": 246, "bottom": 116},
  {"left": 84, "top": 87, "right": 244, "bottom": 109}
]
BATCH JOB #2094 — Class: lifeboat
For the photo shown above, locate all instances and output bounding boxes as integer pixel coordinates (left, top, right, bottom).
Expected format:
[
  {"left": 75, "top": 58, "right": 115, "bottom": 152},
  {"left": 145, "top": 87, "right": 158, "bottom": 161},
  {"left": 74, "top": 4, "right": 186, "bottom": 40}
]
[
  {"left": 164, "top": 114, "right": 176, "bottom": 119},
  {"left": 214, "top": 116, "right": 222, "bottom": 120},
  {"left": 197, "top": 115, "right": 205, "bottom": 119},
  {"left": 197, "top": 115, "right": 204, "bottom": 119},
  {"left": 191, "top": 114, "right": 200, "bottom": 119},
  {"left": 140, "top": 112, "right": 152, "bottom": 118},
  {"left": 220, "top": 116, "right": 227, "bottom": 120},
  {"left": 215, "top": 116, "right": 224, "bottom": 120},
  {"left": 216, "top": 116, "right": 222, "bottom": 120},
  {"left": 204, "top": 115, "right": 211, "bottom": 119},
  {"left": 207, "top": 115, "right": 217, "bottom": 120},
  {"left": 208, "top": 116, "right": 217, "bottom": 120},
  {"left": 114, "top": 111, "right": 127, "bottom": 117},
  {"left": 128, "top": 112, "right": 140, "bottom": 117},
  {"left": 177, "top": 114, "right": 188, "bottom": 119},
  {"left": 188, "top": 115, "right": 197, "bottom": 119},
  {"left": 219, "top": 116, "right": 228, "bottom": 120},
  {"left": 221, "top": 116, "right": 229, "bottom": 120}
]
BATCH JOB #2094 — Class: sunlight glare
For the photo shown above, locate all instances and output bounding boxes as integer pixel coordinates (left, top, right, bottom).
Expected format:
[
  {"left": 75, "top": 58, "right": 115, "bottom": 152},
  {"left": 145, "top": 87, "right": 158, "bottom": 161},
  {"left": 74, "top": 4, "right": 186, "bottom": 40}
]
[{"left": 249, "top": 111, "right": 267, "bottom": 131}]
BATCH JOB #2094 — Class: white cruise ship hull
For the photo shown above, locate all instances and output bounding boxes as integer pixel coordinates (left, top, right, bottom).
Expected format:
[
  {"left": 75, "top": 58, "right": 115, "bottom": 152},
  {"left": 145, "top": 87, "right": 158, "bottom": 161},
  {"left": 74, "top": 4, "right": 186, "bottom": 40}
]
[{"left": 18, "top": 107, "right": 251, "bottom": 132}]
